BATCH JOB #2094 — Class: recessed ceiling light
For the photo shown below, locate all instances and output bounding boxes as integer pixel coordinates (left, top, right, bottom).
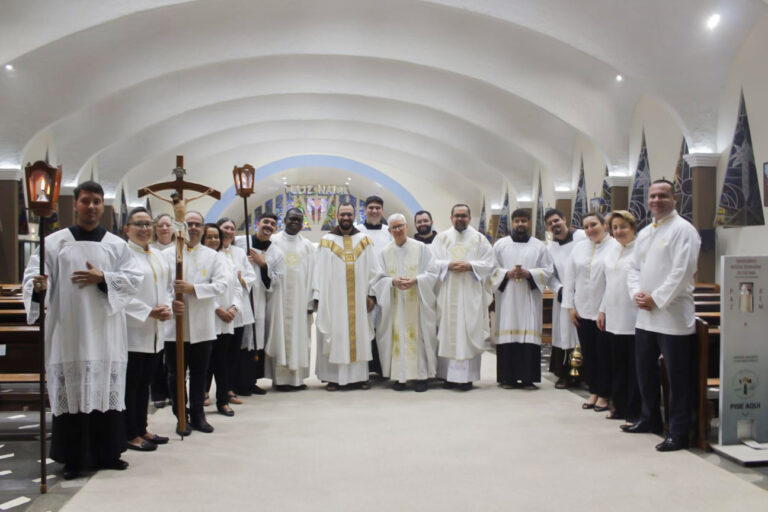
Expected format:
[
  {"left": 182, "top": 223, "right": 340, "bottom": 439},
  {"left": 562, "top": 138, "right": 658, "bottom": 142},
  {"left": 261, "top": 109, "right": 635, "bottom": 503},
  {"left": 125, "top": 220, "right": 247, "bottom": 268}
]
[
  {"left": 707, "top": 13, "right": 720, "bottom": 30},
  {"left": 4, "top": 64, "right": 13, "bottom": 71},
  {"left": 615, "top": 74, "right": 623, "bottom": 82}
]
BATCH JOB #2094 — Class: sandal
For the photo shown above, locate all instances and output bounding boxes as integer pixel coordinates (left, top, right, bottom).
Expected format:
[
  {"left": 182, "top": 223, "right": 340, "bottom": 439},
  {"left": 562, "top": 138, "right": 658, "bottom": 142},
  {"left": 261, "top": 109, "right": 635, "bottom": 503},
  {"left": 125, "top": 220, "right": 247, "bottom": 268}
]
[
  {"left": 594, "top": 404, "right": 610, "bottom": 412},
  {"left": 228, "top": 393, "right": 243, "bottom": 405},
  {"left": 358, "top": 381, "right": 371, "bottom": 390},
  {"left": 582, "top": 402, "right": 595, "bottom": 410},
  {"left": 326, "top": 382, "right": 340, "bottom": 392}
]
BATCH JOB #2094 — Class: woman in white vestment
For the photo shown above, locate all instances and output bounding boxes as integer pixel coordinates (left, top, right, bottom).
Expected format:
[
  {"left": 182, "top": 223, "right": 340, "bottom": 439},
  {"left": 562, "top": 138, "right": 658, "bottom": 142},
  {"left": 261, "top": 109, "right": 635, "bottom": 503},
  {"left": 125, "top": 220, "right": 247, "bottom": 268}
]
[
  {"left": 123, "top": 207, "right": 173, "bottom": 451},
  {"left": 149, "top": 212, "right": 174, "bottom": 408},
  {"left": 563, "top": 212, "right": 619, "bottom": 411},
  {"left": 597, "top": 211, "right": 641, "bottom": 423},
  {"left": 203, "top": 223, "right": 239, "bottom": 417}
]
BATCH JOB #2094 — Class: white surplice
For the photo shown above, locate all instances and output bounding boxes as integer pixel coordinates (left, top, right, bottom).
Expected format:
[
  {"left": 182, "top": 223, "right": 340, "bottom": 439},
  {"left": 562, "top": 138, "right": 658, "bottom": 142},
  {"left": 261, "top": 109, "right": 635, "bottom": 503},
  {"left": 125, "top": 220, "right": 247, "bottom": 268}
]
[
  {"left": 314, "top": 230, "right": 377, "bottom": 385},
  {"left": 124, "top": 241, "right": 173, "bottom": 353},
  {"left": 213, "top": 248, "right": 242, "bottom": 336},
  {"left": 431, "top": 226, "right": 494, "bottom": 382},
  {"left": 265, "top": 231, "right": 316, "bottom": 386},
  {"left": 562, "top": 235, "right": 620, "bottom": 321},
  {"left": 372, "top": 238, "right": 438, "bottom": 382},
  {"left": 490, "top": 236, "right": 553, "bottom": 346},
  {"left": 23, "top": 230, "right": 143, "bottom": 416},
  {"left": 547, "top": 229, "right": 586, "bottom": 350},
  {"left": 354, "top": 223, "right": 393, "bottom": 258},
  {"left": 219, "top": 244, "right": 257, "bottom": 329},
  {"left": 234, "top": 236, "right": 285, "bottom": 350},
  {"left": 161, "top": 243, "right": 228, "bottom": 344}
]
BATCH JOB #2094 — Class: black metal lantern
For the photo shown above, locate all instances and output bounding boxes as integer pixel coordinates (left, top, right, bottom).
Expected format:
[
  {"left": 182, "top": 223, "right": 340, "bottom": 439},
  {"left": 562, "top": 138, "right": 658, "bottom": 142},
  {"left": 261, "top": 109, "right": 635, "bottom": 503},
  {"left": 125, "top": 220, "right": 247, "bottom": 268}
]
[
  {"left": 25, "top": 160, "right": 62, "bottom": 218},
  {"left": 233, "top": 164, "right": 255, "bottom": 199}
]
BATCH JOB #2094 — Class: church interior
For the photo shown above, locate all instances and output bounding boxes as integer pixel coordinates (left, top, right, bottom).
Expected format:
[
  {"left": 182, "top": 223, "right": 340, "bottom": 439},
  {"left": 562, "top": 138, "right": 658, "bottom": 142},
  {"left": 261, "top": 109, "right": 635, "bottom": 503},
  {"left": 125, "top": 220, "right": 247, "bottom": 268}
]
[{"left": 1, "top": 1, "right": 768, "bottom": 510}]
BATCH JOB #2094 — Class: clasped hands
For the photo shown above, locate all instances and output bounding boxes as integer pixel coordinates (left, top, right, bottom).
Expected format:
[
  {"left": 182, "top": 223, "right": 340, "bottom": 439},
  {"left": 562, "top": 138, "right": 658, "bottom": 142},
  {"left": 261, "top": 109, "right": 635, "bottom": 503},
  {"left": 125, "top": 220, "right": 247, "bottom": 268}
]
[
  {"left": 448, "top": 261, "right": 472, "bottom": 272},
  {"left": 506, "top": 267, "right": 530, "bottom": 280},
  {"left": 149, "top": 305, "right": 173, "bottom": 321},
  {"left": 633, "top": 292, "right": 657, "bottom": 311},
  {"left": 215, "top": 306, "right": 237, "bottom": 323},
  {"left": 392, "top": 277, "right": 417, "bottom": 290}
]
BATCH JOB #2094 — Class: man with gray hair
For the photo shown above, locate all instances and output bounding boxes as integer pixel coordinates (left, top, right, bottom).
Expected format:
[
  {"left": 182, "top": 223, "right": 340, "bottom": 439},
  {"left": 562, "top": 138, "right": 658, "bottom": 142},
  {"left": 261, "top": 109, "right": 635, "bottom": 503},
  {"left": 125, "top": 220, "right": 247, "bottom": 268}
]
[{"left": 372, "top": 213, "right": 439, "bottom": 392}]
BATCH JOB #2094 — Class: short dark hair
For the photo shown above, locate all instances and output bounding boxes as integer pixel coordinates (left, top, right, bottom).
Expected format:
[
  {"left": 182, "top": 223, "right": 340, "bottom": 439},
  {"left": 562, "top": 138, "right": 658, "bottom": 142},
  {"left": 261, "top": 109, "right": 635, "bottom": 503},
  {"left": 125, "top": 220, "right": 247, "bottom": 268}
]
[
  {"left": 364, "top": 195, "right": 383, "bottom": 207},
  {"left": 74, "top": 180, "right": 104, "bottom": 200},
  {"left": 125, "top": 206, "right": 149, "bottom": 224},
  {"left": 511, "top": 208, "right": 531, "bottom": 220},
  {"left": 216, "top": 217, "right": 235, "bottom": 228},
  {"left": 651, "top": 178, "right": 676, "bottom": 194},
  {"left": 338, "top": 201, "right": 356, "bottom": 212},
  {"left": 258, "top": 212, "right": 278, "bottom": 223},
  {"left": 582, "top": 211, "right": 605, "bottom": 224},
  {"left": 285, "top": 208, "right": 303, "bottom": 220},
  {"left": 544, "top": 208, "right": 565, "bottom": 222},
  {"left": 451, "top": 204, "right": 471, "bottom": 216},
  {"left": 414, "top": 210, "right": 432, "bottom": 222},
  {"left": 202, "top": 223, "right": 222, "bottom": 251}
]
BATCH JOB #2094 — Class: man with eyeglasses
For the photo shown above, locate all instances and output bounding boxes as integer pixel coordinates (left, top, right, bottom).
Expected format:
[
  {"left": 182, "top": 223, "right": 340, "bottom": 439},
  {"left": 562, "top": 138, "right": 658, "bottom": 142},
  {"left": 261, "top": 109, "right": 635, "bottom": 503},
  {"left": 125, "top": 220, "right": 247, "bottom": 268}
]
[
  {"left": 432, "top": 204, "right": 494, "bottom": 391},
  {"left": 161, "top": 210, "right": 228, "bottom": 435},
  {"left": 23, "top": 181, "right": 143, "bottom": 479},
  {"left": 371, "top": 213, "right": 438, "bottom": 392}
]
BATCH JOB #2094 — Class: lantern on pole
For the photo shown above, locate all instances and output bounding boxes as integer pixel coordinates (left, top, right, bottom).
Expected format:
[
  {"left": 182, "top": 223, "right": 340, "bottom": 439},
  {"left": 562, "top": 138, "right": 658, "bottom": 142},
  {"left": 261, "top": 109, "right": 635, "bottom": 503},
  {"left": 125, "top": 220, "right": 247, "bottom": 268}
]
[
  {"left": 232, "top": 164, "right": 259, "bottom": 360},
  {"left": 24, "top": 160, "right": 62, "bottom": 494}
]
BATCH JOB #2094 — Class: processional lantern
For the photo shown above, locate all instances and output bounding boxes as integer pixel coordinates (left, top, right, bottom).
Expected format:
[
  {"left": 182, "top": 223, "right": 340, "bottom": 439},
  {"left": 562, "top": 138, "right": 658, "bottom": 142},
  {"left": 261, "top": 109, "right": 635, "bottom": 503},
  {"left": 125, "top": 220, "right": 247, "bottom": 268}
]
[
  {"left": 233, "top": 164, "right": 255, "bottom": 198},
  {"left": 25, "top": 160, "right": 62, "bottom": 218},
  {"left": 24, "top": 160, "right": 62, "bottom": 495}
]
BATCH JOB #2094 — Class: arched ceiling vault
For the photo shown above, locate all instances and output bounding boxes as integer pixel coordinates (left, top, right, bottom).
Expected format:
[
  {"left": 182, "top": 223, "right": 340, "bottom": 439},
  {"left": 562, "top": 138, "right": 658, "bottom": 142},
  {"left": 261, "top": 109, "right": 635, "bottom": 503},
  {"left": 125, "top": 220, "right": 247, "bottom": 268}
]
[{"left": 2, "top": 0, "right": 766, "bottom": 204}]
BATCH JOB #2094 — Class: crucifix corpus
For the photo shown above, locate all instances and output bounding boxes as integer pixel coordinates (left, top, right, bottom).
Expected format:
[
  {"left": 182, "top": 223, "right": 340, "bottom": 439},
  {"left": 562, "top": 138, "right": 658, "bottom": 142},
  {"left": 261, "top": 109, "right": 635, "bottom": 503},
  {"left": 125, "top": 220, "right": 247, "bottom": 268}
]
[{"left": 138, "top": 155, "right": 220, "bottom": 438}]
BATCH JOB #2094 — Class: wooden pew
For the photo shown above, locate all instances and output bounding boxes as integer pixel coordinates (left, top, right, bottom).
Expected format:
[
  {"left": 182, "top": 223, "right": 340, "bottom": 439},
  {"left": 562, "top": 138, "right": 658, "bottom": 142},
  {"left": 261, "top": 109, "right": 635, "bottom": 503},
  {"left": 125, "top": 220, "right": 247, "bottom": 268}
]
[{"left": 0, "top": 289, "right": 44, "bottom": 411}]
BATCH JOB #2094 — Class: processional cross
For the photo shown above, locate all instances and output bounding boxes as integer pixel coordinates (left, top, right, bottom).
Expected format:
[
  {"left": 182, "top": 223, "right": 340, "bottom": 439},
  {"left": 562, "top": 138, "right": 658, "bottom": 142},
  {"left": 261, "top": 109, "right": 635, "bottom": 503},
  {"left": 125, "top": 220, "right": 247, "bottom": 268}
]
[{"left": 139, "top": 156, "right": 221, "bottom": 437}]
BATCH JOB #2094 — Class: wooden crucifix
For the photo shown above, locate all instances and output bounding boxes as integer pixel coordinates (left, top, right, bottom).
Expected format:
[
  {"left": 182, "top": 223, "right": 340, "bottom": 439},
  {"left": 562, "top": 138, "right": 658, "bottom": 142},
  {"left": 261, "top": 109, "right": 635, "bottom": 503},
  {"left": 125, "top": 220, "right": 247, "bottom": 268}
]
[{"left": 138, "top": 155, "right": 221, "bottom": 438}]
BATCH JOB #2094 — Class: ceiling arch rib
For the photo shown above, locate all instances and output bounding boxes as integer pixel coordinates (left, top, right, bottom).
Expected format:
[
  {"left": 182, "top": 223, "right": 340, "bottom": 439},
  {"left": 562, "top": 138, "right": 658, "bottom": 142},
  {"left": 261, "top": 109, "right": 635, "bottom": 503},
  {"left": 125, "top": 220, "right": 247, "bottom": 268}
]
[
  {"left": 87, "top": 94, "right": 534, "bottom": 192},
  {"left": 116, "top": 120, "right": 505, "bottom": 202},
  {"left": 46, "top": 55, "right": 575, "bottom": 188},
  {"left": 4, "top": 0, "right": 639, "bottom": 175}
]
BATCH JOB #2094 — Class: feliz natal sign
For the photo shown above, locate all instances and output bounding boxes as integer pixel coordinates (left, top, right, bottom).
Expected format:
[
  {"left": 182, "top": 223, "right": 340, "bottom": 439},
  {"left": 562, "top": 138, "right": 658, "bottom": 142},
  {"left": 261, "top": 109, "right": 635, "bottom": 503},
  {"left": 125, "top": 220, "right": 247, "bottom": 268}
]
[{"left": 286, "top": 184, "right": 350, "bottom": 196}]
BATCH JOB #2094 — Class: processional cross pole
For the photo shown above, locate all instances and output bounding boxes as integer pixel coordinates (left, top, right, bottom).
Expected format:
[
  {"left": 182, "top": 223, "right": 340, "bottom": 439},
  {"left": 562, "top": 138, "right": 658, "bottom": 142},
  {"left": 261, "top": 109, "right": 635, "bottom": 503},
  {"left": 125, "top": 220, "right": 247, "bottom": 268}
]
[{"left": 138, "top": 156, "right": 220, "bottom": 438}]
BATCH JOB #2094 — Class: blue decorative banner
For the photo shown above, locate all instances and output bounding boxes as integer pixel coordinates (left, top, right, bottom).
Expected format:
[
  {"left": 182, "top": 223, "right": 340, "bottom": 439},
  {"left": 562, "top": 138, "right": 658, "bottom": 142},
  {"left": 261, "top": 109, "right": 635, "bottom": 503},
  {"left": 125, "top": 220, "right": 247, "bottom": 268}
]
[
  {"left": 674, "top": 138, "right": 693, "bottom": 223},
  {"left": 715, "top": 91, "right": 765, "bottom": 227},
  {"left": 571, "top": 157, "right": 587, "bottom": 229},
  {"left": 496, "top": 188, "right": 510, "bottom": 239},
  {"left": 478, "top": 197, "right": 491, "bottom": 241},
  {"left": 629, "top": 132, "right": 651, "bottom": 230},
  {"left": 600, "top": 166, "right": 611, "bottom": 215},
  {"left": 535, "top": 174, "right": 545, "bottom": 240}
]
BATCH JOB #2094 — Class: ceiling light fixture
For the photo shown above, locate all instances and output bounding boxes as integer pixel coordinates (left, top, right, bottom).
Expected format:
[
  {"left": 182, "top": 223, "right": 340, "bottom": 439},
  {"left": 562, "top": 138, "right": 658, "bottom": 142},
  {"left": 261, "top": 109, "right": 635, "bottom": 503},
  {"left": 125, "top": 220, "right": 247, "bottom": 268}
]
[
  {"left": 707, "top": 13, "right": 720, "bottom": 30},
  {"left": 615, "top": 74, "right": 623, "bottom": 82},
  {"left": 4, "top": 64, "right": 13, "bottom": 71}
]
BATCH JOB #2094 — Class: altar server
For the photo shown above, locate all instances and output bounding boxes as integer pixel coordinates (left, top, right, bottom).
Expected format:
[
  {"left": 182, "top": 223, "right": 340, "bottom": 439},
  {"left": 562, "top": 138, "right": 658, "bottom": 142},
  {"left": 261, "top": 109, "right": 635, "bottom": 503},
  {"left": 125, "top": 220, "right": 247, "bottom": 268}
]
[
  {"left": 267, "top": 208, "right": 316, "bottom": 391},
  {"left": 315, "top": 202, "right": 378, "bottom": 390},
  {"left": 162, "top": 211, "right": 227, "bottom": 435},
  {"left": 490, "top": 209, "right": 553, "bottom": 389},
  {"left": 623, "top": 179, "right": 700, "bottom": 452},
  {"left": 544, "top": 209, "right": 586, "bottom": 389},
  {"left": 23, "top": 181, "right": 142, "bottom": 479},
  {"left": 432, "top": 204, "right": 494, "bottom": 390},
  {"left": 372, "top": 213, "right": 438, "bottom": 391}
]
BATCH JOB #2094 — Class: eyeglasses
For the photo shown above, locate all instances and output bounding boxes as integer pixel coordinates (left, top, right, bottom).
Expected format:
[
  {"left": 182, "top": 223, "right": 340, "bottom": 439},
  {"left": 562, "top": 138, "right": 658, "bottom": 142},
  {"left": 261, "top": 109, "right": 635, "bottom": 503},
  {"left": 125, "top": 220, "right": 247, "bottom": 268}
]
[
  {"left": 186, "top": 222, "right": 203, "bottom": 228},
  {"left": 128, "top": 222, "right": 153, "bottom": 229},
  {"left": 390, "top": 224, "right": 406, "bottom": 231}
]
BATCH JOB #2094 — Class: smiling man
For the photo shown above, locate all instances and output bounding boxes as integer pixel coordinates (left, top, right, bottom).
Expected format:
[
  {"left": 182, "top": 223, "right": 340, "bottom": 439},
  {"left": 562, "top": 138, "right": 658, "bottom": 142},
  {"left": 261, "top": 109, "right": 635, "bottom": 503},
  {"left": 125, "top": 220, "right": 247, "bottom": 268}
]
[
  {"left": 432, "top": 204, "right": 495, "bottom": 390},
  {"left": 23, "top": 181, "right": 143, "bottom": 479},
  {"left": 235, "top": 213, "right": 286, "bottom": 396},
  {"left": 266, "top": 208, "right": 316, "bottom": 391},
  {"left": 624, "top": 179, "right": 700, "bottom": 452},
  {"left": 315, "top": 202, "right": 378, "bottom": 390}
]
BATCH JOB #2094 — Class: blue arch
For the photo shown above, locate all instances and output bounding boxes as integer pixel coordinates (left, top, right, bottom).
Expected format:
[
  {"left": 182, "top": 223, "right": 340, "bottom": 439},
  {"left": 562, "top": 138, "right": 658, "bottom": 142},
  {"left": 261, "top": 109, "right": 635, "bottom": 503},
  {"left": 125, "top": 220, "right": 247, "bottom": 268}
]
[{"left": 205, "top": 154, "right": 422, "bottom": 222}]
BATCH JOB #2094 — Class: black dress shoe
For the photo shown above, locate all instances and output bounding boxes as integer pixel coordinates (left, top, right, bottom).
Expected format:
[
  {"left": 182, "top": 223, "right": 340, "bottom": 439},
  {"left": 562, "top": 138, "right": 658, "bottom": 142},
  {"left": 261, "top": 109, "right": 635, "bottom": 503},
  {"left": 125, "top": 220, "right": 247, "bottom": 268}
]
[
  {"left": 143, "top": 434, "right": 169, "bottom": 445},
  {"left": 293, "top": 384, "right": 308, "bottom": 391},
  {"left": 458, "top": 382, "right": 473, "bottom": 391},
  {"left": 620, "top": 420, "right": 661, "bottom": 434},
  {"left": 655, "top": 437, "right": 688, "bottom": 452},
  {"left": 190, "top": 417, "right": 214, "bottom": 433},
  {"left": 62, "top": 464, "right": 80, "bottom": 480},
  {"left": 413, "top": 380, "right": 428, "bottom": 393},
  {"left": 275, "top": 385, "right": 292, "bottom": 392},
  {"left": 127, "top": 440, "right": 157, "bottom": 452},
  {"left": 392, "top": 382, "right": 406, "bottom": 391},
  {"left": 217, "top": 405, "right": 235, "bottom": 417},
  {"left": 442, "top": 381, "right": 455, "bottom": 389},
  {"left": 251, "top": 385, "right": 267, "bottom": 395},
  {"left": 102, "top": 459, "right": 129, "bottom": 471},
  {"left": 176, "top": 421, "right": 192, "bottom": 437}
]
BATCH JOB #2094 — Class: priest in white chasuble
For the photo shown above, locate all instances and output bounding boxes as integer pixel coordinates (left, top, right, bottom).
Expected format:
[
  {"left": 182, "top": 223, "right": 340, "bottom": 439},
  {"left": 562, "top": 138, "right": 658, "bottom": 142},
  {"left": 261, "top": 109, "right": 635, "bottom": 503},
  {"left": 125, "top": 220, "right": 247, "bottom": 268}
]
[
  {"left": 372, "top": 213, "right": 438, "bottom": 392},
  {"left": 161, "top": 210, "right": 228, "bottom": 435},
  {"left": 23, "top": 181, "right": 143, "bottom": 479},
  {"left": 234, "top": 213, "right": 285, "bottom": 395},
  {"left": 432, "top": 204, "right": 494, "bottom": 391},
  {"left": 544, "top": 208, "right": 586, "bottom": 389},
  {"left": 315, "top": 201, "right": 378, "bottom": 390},
  {"left": 266, "top": 208, "right": 316, "bottom": 391},
  {"left": 489, "top": 209, "right": 553, "bottom": 389}
]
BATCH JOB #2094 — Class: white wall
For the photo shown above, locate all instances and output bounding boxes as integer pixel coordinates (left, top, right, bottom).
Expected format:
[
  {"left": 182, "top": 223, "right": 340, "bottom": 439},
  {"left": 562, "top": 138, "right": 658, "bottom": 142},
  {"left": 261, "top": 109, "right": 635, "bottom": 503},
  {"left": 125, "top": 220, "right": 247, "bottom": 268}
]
[
  {"left": 715, "top": 15, "right": 768, "bottom": 279},
  {"left": 628, "top": 95, "right": 685, "bottom": 182}
]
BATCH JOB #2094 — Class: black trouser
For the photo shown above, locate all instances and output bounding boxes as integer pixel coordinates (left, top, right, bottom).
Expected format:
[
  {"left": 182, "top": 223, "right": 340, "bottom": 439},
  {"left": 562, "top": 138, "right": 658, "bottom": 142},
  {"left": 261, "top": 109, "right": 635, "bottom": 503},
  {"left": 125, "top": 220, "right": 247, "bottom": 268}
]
[
  {"left": 150, "top": 348, "right": 169, "bottom": 402},
  {"left": 549, "top": 346, "right": 577, "bottom": 381},
  {"left": 165, "top": 340, "right": 213, "bottom": 420},
  {"left": 608, "top": 333, "right": 641, "bottom": 421},
  {"left": 595, "top": 327, "right": 612, "bottom": 398},
  {"left": 227, "top": 327, "right": 244, "bottom": 394},
  {"left": 207, "top": 333, "right": 232, "bottom": 407},
  {"left": 635, "top": 329, "right": 694, "bottom": 438},
  {"left": 125, "top": 351, "right": 161, "bottom": 440},
  {"left": 575, "top": 319, "right": 600, "bottom": 394}
]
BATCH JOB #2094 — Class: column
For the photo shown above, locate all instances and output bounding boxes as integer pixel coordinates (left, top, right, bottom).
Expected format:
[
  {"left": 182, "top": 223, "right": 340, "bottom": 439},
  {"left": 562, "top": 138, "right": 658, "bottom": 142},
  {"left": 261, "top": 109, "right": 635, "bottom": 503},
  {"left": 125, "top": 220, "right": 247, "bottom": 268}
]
[
  {"left": 0, "top": 169, "right": 21, "bottom": 283},
  {"left": 57, "top": 184, "right": 75, "bottom": 228},
  {"left": 604, "top": 175, "right": 632, "bottom": 211},
  {"left": 553, "top": 191, "right": 573, "bottom": 227},
  {"left": 684, "top": 153, "right": 720, "bottom": 283}
]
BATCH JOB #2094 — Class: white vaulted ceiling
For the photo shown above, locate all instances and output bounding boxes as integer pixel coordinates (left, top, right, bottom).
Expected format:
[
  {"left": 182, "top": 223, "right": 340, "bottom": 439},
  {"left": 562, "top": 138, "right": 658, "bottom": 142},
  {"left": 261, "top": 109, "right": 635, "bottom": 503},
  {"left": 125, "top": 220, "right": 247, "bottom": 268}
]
[{"left": 1, "top": 0, "right": 766, "bottom": 214}]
